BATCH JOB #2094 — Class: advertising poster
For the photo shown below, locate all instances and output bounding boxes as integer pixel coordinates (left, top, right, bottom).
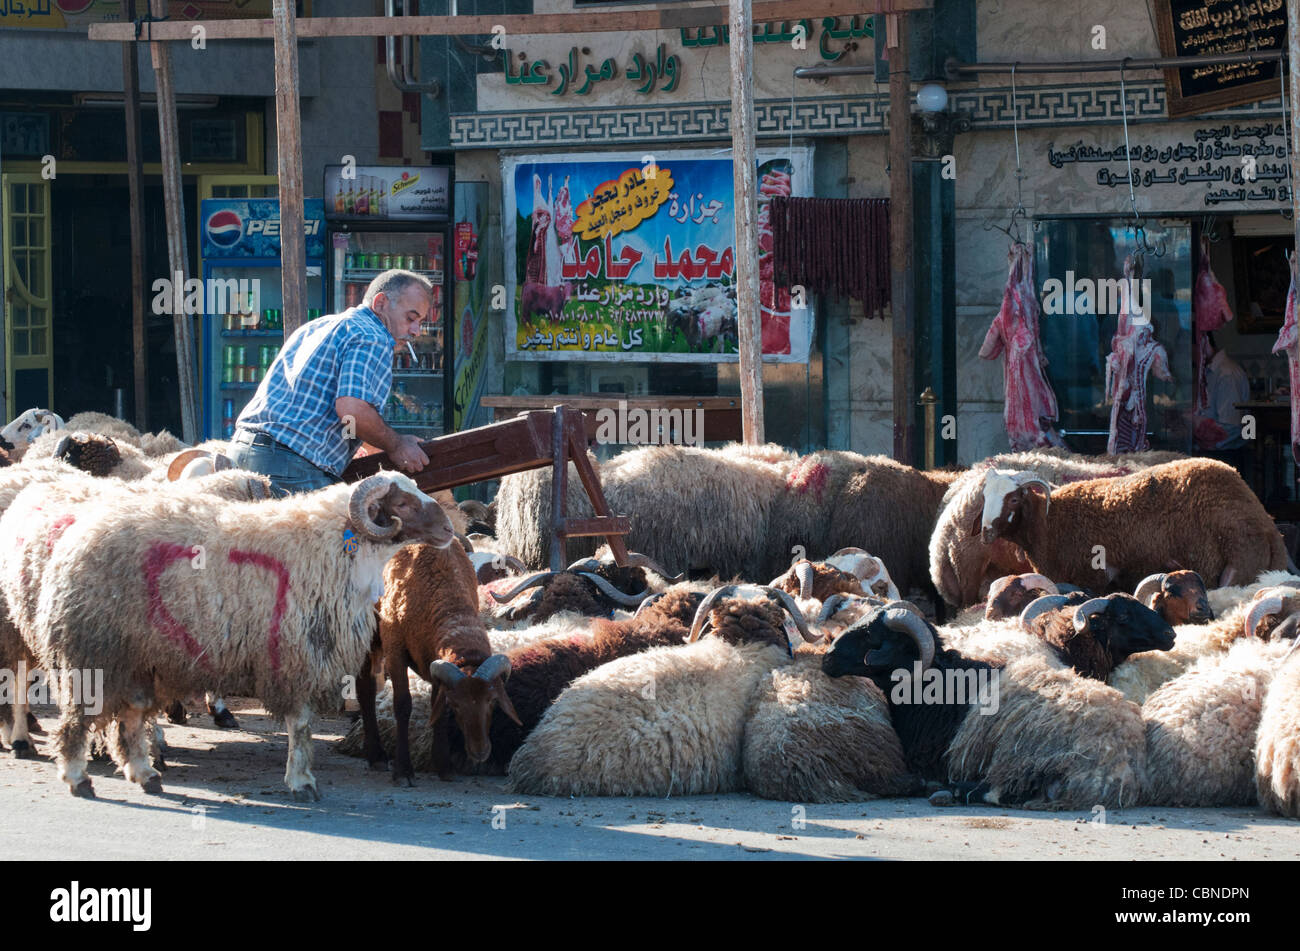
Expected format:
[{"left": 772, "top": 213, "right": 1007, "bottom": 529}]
[
  {"left": 323, "top": 165, "right": 451, "bottom": 222},
  {"left": 453, "top": 182, "right": 492, "bottom": 431},
  {"left": 503, "top": 147, "right": 813, "bottom": 363}
]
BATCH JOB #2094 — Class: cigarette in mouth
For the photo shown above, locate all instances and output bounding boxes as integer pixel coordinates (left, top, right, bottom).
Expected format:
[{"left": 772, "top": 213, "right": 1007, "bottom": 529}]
[{"left": 406, "top": 342, "right": 418, "bottom": 363}]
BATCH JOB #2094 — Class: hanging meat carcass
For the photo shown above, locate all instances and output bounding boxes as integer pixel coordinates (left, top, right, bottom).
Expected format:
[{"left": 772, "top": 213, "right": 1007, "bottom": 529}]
[
  {"left": 1271, "top": 252, "right": 1300, "bottom": 465},
  {"left": 1193, "top": 234, "right": 1234, "bottom": 412},
  {"left": 979, "top": 241, "right": 1066, "bottom": 450},
  {"left": 1106, "top": 254, "right": 1174, "bottom": 454}
]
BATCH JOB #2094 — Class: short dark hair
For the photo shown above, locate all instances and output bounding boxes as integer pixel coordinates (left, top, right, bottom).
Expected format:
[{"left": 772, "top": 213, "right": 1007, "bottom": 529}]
[{"left": 363, "top": 269, "right": 433, "bottom": 306}]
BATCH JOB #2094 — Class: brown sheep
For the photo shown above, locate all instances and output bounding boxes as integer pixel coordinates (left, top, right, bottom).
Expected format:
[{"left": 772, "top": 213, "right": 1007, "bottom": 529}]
[
  {"left": 984, "top": 573, "right": 1059, "bottom": 621},
  {"left": 359, "top": 540, "right": 520, "bottom": 785},
  {"left": 979, "top": 460, "right": 1287, "bottom": 592},
  {"left": 770, "top": 560, "right": 866, "bottom": 602},
  {"left": 1133, "top": 570, "right": 1213, "bottom": 626}
]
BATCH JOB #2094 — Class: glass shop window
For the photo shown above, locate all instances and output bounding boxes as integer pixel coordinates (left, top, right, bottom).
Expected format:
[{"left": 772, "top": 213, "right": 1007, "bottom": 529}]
[{"left": 1033, "top": 218, "right": 1194, "bottom": 454}]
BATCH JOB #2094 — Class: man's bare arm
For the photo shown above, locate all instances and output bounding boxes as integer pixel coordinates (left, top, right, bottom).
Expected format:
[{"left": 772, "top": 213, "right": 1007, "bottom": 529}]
[{"left": 335, "top": 396, "right": 429, "bottom": 472}]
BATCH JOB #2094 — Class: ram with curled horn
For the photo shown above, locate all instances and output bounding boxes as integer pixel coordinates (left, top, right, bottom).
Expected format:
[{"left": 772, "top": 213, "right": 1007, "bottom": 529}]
[
  {"left": 688, "top": 584, "right": 821, "bottom": 652},
  {"left": 1133, "top": 570, "right": 1213, "bottom": 626}
]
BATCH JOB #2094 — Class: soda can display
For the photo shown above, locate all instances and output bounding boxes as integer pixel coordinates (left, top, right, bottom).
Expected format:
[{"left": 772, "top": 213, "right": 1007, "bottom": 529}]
[
  {"left": 236, "top": 347, "right": 246, "bottom": 372},
  {"left": 222, "top": 365, "right": 234, "bottom": 384},
  {"left": 223, "top": 399, "right": 234, "bottom": 418},
  {"left": 381, "top": 253, "right": 392, "bottom": 270}
]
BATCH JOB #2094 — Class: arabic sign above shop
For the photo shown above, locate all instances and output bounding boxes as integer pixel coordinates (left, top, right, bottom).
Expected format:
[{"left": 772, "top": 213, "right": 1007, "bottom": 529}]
[
  {"left": 503, "top": 148, "right": 814, "bottom": 364},
  {"left": 1153, "top": 0, "right": 1287, "bottom": 117},
  {"left": 1045, "top": 122, "right": 1290, "bottom": 208}
]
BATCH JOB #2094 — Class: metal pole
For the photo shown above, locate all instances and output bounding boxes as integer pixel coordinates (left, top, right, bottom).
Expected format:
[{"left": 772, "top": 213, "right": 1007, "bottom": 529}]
[
  {"left": 122, "top": 0, "right": 148, "bottom": 431},
  {"left": 273, "top": 0, "right": 308, "bottom": 338},
  {"left": 148, "top": 0, "right": 198, "bottom": 443},
  {"left": 888, "top": 12, "right": 915, "bottom": 464},
  {"left": 730, "top": 0, "right": 764, "bottom": 444}
]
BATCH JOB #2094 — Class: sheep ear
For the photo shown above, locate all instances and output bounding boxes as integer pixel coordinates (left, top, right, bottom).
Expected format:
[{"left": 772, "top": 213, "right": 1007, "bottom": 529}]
[
  {"left": 493, "top": 681, "right": 523, "bottom": 727},
  {"left": 968, "top": 509, "right": 983, "bottom": 538}
]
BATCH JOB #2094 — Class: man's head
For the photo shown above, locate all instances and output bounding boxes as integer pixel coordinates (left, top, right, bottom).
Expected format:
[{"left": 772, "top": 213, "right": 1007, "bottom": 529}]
[{"left": 364, "top": 269, "right": 433, "bottom": 346}]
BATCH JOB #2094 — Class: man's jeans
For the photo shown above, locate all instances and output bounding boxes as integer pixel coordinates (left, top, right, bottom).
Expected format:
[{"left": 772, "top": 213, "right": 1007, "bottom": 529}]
[{"left": 228, "top": 430, "right": 339, "bottom": 496}]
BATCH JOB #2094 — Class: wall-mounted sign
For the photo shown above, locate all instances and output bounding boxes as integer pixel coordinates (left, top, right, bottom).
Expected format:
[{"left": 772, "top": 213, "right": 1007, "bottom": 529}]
[
  {"left": 1152, "top": 0, "right": 1287, "bottom": 118},
  {"left": 504, "top": 43, "right": 681, "bottom": 95},
  {"left": 323, "top": 165, "right": 451, "bottom": 222},
  {"left": 200, "top": 199, "right": 325, "bottom": 261},
  {"left": 503, "top": 147, "right": 814, "bottom": 364}
]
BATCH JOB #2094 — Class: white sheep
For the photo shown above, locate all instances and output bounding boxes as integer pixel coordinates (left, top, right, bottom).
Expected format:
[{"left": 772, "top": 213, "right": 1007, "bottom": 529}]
[
  {"left": 10, "top": 471, "right": 453, "bottom": 800},
  {"left": 1254, "top": 646, "right": 1300, "bottom": 816}
]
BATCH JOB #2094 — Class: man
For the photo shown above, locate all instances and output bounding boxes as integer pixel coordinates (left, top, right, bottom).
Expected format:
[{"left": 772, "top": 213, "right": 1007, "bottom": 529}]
[
  {"left": 229, "top": 269, "right": 431, "bottom": 495},
  {"left": 1197, "top": 332, "right": 1251, "bottom": 449}
]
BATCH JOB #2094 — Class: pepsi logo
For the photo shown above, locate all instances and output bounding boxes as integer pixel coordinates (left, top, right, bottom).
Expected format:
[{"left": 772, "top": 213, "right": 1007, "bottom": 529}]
[{"left": 205, "top": 209, "right": 244, "bottom": 249}]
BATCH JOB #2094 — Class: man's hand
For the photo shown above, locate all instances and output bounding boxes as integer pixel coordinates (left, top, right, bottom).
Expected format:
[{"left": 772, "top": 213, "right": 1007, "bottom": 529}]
[
  {"left": 335, "top": 396, "right": 430, "bottom": 474},
  {"left": 390, "top": 434, "right": 429, "bottom": 473}
]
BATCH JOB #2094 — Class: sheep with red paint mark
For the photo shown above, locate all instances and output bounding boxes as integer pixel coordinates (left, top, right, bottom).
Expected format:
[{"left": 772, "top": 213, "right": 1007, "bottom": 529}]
[
  {"left": 3, "top": 471, "right": 452, "bottom": 801},
  {"left": 0, "top": 467, "right": 274, "bottom": 760}
]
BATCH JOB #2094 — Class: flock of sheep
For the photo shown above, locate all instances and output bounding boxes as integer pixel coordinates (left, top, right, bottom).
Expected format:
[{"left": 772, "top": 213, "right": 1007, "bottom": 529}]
[{"left": 3, "top": 411, "right": 1300, "bottom": 822}]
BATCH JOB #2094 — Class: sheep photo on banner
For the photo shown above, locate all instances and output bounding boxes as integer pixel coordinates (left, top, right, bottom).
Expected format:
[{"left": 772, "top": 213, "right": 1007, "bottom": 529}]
[{"left": 502, "top": 148, "right": 814, "bottom": 363}]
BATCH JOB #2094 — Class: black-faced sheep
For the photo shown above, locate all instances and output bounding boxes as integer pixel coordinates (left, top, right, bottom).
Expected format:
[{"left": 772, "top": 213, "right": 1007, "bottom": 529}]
[
  {"left": 822, "top": 602, "right": 1148, "bottom": 808},
  {"left": 506, "top": 587, "right": 811, "bottom": 796},
  {"left": 1017, "top": 592, "right": 1175, "bottom": 681},
  {"left": 360, "top": 539, "right": 519, "bottom": 785},
  {"left": 977, "top": 460, "right": 1287, "bottom": 591},
  {"left": 7, "top": 471, "right": 452, "bottom": 800}
]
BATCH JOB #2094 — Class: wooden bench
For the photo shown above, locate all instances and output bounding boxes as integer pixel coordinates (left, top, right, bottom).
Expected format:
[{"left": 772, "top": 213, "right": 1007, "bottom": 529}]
[{"left": 341, "top": 404, "right": 630, "bottom": 570}]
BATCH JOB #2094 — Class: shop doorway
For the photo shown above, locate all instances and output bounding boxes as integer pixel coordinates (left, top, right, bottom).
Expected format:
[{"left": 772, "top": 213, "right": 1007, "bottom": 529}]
[{"left": 47, "top": 176, "right": 197, "bottom": 435}]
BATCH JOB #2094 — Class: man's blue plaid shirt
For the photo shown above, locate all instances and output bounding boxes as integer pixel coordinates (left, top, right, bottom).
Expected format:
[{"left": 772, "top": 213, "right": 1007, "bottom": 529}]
[{"left": 236, "top": 305, "right": 394, "bottom": 476}]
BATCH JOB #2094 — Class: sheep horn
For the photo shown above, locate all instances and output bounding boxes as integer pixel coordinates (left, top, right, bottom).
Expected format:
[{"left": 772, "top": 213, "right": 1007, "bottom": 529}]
[
  {"left": 455, "top": 533, "right": 474, "bottom": 553},
  {"left": 429, "top": 660, "right": 466, "bottom": 686},
  {"left": 818, "top": 593, "right": 852, "bottom": 622},
  {"left": 575, "top": 571, "right": 650, "bottom": 607},
  {"left": 1133, "top": 572, "right": 1168, "bottom": 607},
  {"left": 758, "top": 585, "right": 820, "bottom": 645},
  {"left": 566, "top": 556, "right": 604, "bottom": 572},
  {"left": 474, "top": 654, "right": 512, "bottom": 682},
  {"left": 499, "top": 555, "right": 527, "bottom": 574},
  {"left": 689, "top": 584, "right": 741, "bottom": 643},
  {"left": 879, "top": 606, "right": 936, "bottom": 670},
  {"left": 490, "top": 571, "right": 558, "bottom": 603},
  {"left": 1017, "top": 573, "right": 1059, "bottom": 596},
  {"left": 794, "top": 560, "right": 816, "bottom": 600},
  {"left": 634, "top": 592, "right": 667, "bottom": 619},
  {"left": 986, "top": 575, "right": 1017, "bottom": 605},
  {"left": 54, "top": 434, "right": 72, "bottom": 459},
  {"left": 166, "top": 448, "right": 214, "bottom": 482},
  {"left": 348, "top": 474, "right": 402, "bottom": 541},
  {"left": 1019, "top": 594, "right": 1071, "bottom": 628},
  {"left": 1014, "top": 473, "right": 1052, "bottom": 515},
  {"left": 1244, "top": 588, "right": 1300, "bottom": 639},
  {"left": 625, "top": 552, "right": 684, "bottom": 582},
  {"left": 1072, "top": 597, "right": 1112, "bottom": 633}
]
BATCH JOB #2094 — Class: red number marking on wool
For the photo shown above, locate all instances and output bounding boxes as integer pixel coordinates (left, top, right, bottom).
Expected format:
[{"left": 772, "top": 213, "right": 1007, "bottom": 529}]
[
  {"left": 228, "top": 550, "right": 291, "bottom": 676},
  {"left": 46, "top": 515, "right": 75, "bottom": 552},
  {"left": 144, "top": 541, "right": 210, "bottom": 666},
  {"left": 785, "top": 456, "right": 829, "bottom": 500}
]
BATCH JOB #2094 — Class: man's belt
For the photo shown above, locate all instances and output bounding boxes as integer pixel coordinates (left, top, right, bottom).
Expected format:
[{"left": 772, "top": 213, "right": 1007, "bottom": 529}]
[{"left": 231, "top": 429, "right": 339, "bottom": 479}]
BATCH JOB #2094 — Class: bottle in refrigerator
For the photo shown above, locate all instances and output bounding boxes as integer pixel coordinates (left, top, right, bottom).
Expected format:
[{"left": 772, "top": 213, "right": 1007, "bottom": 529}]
[
  {"left": 344, "top": 180, "right": 355, "bottom": 215},
  {"left": 356, "top": 176, "right": 370, "bottom": 216}
]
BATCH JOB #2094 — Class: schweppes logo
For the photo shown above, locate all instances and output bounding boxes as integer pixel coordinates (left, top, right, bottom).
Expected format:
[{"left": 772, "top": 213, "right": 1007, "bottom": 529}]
[{"left": 391, "top": 171, "right": 421, "bottom": 195}]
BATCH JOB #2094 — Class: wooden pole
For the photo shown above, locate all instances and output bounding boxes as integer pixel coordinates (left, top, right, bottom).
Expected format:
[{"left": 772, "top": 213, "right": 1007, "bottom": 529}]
[
  {"left": 122, "top": 0, "right": 148, "bottom": 431},
  {"left": 273, "top": 0, "right": 308, "bottom": 338},
  {"left": 148, "top": 0, "right": 198, "bottom": 443},
  {"left": 730, "top": 0, "right": 764, "bottom": 444},
  {"left": 887, "top": 12, "right": 915, "bottom": 464}
]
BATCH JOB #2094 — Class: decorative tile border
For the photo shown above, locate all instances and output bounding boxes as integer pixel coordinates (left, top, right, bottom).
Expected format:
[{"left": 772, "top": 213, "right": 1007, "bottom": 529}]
[{"left": 450, "top": 80, "right": 1286, "bottom": 148}]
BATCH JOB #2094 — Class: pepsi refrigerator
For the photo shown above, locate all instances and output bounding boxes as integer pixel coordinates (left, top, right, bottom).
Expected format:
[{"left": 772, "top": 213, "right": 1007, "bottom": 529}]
[
  {"left": 324, "top": 164, "right": 454, "bottom": 438},
  {"left": 198, "top": 198, "right": 327, "bottom": 439}
]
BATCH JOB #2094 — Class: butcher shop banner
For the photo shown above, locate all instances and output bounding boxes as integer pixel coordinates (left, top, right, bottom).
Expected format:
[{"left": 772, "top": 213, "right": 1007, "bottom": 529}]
[{"left": 502, "top": 148, "right": 814, "bottom": 363}]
